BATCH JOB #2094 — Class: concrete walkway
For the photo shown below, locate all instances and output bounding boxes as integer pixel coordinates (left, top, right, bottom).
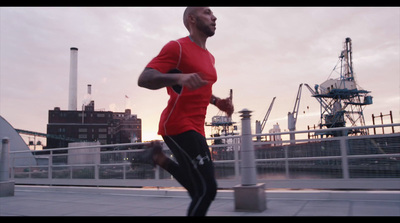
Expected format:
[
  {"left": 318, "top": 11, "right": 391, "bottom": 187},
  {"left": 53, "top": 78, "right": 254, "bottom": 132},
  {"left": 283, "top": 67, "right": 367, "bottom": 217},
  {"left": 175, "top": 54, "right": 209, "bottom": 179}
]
[{"left": 1, "top": 185, "right": 399, "bottom": 216}]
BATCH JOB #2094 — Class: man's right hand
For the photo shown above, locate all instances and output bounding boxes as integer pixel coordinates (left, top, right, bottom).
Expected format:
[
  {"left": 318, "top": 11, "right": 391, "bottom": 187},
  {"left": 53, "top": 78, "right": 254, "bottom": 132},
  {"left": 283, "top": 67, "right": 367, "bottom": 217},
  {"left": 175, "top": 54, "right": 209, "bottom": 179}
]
[{"left": 178, "top": 73, "right": 209, "bottom": 91}]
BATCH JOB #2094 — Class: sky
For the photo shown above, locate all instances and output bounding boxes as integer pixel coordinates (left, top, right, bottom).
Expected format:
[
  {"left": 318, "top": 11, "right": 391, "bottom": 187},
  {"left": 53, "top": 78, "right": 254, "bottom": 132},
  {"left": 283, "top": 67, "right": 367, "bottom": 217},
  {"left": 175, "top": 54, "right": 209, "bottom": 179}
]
[{"left": 1, "top": 7, "right": 399, "bottom": 144}]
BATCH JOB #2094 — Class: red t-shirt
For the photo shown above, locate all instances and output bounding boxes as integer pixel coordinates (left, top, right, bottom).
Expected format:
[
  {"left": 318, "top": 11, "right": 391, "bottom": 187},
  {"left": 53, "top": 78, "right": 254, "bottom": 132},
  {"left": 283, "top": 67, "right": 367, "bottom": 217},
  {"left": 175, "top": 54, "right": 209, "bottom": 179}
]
[{"left": 146, "top": 36, "right": 217, "bottom": 137}]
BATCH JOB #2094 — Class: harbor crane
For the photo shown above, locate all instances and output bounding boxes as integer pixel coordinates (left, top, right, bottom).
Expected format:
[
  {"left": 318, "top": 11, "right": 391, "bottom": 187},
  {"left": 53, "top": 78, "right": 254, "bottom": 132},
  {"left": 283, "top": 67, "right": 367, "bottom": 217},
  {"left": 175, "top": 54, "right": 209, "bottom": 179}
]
[
  {"left": 256, "top": 97, "right": 276, "bottom": 133},
  {"left": 255, "top": 97, "right": 276, "bottom": 141},
  {"left": 305, "top": 37, "right": 373, "bottom": 136},
  {"left": 288, "top": 84, "right": 303, "bottom": 143}
]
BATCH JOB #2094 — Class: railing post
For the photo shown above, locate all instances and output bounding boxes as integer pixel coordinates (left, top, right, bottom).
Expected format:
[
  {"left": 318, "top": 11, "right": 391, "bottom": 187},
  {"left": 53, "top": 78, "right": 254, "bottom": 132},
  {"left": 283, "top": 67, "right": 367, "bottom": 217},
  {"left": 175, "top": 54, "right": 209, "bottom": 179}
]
[
  {"left": 155, "top": 166, "right": 160, "bottom": 180},
  {"left": 0, "top": 137, "right": 14, "bottom": 197},
  {"left": 284, "top": 145, "right": 290, "bottom": 179},
  {"left": 94, "top": 151, "right": 99, "bottom": 181},
  {"left": 48, "top": 150, "right": 53, "bottom": 180},
  {"left": 340, "top": 130, "right": 350, "bottom": 179},
  {"left": 234, "top": 139, "right": 240, "bottom": 180},
  {"left": 0, "top": 138, "right": 10, "bottom": 182},
  {"left": 233, "top": 109, "right": 266, "bottom": 212}
]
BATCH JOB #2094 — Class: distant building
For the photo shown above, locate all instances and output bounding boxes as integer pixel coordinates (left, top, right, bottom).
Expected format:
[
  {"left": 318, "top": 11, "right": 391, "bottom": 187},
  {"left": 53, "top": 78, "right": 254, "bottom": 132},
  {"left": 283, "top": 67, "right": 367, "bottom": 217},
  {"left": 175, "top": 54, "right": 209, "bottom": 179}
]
[{"left": 46, "top": 100, "right": 141, "bottom": 148}]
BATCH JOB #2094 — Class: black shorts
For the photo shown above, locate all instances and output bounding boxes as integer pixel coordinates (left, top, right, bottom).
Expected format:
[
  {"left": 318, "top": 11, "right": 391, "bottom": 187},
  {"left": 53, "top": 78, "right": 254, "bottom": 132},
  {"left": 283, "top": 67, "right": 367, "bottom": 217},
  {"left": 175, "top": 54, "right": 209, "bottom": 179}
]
[{"left": 162, "top": 130, "right": 217, "bottom": 216}]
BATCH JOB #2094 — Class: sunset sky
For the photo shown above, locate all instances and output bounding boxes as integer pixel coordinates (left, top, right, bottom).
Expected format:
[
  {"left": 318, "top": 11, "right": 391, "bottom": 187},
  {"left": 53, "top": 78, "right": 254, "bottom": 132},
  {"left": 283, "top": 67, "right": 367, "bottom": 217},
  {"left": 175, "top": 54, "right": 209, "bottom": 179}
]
[{"left": 1, "top": 7, "right": 399, "bottom": 143}]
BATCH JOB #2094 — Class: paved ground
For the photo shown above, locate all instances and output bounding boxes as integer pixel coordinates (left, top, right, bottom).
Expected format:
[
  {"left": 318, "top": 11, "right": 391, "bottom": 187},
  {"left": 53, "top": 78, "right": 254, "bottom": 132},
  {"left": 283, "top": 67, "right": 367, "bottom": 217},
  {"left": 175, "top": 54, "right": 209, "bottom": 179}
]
[{"left": 1, "top": 185, "right": 399, "bottom": 216}]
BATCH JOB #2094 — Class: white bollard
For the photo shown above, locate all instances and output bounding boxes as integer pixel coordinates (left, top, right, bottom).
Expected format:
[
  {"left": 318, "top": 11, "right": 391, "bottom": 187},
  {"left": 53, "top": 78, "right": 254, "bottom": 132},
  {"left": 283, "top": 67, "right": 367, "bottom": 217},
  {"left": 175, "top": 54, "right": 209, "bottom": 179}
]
[
  {"left": 239, "top": 109, "right": 257, "bottom": 186},
  {"left": 233, "top": 109, "right": 266, "bottom": 212}
]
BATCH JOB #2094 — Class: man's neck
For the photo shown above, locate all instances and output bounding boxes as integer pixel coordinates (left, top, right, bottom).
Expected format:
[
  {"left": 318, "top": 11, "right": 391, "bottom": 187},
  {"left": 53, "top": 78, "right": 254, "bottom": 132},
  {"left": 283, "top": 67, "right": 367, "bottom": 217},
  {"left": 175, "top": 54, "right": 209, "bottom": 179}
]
[{"left": 188, "top": 32, "right": 208, "bottom": 50}]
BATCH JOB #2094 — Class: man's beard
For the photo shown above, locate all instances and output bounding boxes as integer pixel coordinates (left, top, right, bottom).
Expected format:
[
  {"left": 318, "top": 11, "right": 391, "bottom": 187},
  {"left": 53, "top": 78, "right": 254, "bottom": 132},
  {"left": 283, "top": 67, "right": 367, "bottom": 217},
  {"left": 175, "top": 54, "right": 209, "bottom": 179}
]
[{"left": 195, "top": 17, "right": 215, "bottom": 37}]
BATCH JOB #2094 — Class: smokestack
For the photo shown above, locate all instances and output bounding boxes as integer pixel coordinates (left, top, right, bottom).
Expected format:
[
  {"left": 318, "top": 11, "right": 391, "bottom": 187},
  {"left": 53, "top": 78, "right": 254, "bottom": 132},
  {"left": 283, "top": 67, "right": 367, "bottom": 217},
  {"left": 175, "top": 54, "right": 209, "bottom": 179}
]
[
  {"left": 83, "top": 84, "right": 92, "bottom": 107},
  {"left": 87, "top": 84, "right": 92, "bottom": 95},
  {"left": 68, "top": 47, "right": 78, "bottom": 110}
]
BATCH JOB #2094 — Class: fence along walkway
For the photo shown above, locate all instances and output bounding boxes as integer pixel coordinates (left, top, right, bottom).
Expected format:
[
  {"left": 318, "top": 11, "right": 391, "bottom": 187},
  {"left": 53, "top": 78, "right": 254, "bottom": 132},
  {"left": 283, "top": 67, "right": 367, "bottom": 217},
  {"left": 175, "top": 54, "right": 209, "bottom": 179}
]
[{"left": 8, "top": 123, "right": 400, "bottom": 189}]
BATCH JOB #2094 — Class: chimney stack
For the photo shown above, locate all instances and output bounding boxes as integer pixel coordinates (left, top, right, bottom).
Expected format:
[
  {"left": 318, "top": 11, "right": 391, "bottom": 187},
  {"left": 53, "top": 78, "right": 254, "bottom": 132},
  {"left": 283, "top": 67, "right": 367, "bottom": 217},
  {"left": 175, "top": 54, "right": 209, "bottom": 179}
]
[
  {"left": 68, "top": 47, "right": 78, "bottom": 110},
  {"left": 87, "top": 84, "right": 92, "bottom": 95}
]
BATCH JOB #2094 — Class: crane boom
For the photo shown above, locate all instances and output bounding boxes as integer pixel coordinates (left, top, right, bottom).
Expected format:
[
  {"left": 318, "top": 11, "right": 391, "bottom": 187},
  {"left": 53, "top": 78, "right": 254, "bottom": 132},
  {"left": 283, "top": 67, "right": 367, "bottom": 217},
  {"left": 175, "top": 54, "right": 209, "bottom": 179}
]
[
  {"left": 303, "top": 83, "right": 332, "bottom": 114},
  {"left": 260, "top": 97, "right": 276, "bottom": 132},
  {"left": 288, "top": 84, "right": 303, "bottom": 132},
  {"left": 288, "top": 84, "right": 303, "bottom": 144},
  {"left": 255, "top": 96, "right": 276, "bottom": 139}
]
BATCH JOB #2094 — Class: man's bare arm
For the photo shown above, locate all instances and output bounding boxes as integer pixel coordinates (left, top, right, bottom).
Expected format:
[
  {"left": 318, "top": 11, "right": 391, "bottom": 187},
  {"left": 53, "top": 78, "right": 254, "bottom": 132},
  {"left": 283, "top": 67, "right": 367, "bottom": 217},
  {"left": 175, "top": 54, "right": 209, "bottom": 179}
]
[
  {"left": 138, "top": 68, "right": 182, "bottom": 90},
  {"left": 138, "top": 68, "right": 208, "bottom": 91}
]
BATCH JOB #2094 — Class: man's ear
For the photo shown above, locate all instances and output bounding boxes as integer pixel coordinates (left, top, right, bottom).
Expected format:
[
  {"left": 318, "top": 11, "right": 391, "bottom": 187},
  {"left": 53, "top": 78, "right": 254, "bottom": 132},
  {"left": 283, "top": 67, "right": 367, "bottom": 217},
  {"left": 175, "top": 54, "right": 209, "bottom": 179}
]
[{"left": 188, "top": 14, "right": 196, "bottom": 26}]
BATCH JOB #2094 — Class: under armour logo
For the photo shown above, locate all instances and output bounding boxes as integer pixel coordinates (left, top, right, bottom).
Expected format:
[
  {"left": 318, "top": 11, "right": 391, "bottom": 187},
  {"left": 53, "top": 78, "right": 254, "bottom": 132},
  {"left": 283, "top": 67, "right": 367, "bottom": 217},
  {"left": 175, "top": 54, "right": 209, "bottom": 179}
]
[{"left": 194, "top": 154, "right": 210, "bottom": 166}]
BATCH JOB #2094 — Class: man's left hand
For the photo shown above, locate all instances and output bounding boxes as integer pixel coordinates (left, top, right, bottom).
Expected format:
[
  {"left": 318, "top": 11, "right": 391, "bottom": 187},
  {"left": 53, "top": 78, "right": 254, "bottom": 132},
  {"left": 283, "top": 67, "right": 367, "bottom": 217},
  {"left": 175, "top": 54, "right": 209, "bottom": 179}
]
[{"left": 216, "top": 98, "right": 234, "bottom": 117}]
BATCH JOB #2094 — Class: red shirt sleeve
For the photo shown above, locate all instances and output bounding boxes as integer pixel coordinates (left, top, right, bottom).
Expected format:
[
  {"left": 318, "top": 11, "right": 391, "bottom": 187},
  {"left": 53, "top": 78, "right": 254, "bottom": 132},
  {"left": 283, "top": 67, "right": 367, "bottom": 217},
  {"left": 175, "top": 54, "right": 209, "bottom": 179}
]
[{"left": 146, "top": 41, "right": 181, "bottom": 73}]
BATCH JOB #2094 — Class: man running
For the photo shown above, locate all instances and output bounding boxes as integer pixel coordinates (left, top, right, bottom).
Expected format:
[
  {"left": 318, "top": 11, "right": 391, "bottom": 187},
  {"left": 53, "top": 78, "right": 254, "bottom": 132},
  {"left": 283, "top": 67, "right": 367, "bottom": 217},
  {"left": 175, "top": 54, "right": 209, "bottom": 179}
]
[{"left": 135, "top": 7, "right": 234, "bottom": 216}]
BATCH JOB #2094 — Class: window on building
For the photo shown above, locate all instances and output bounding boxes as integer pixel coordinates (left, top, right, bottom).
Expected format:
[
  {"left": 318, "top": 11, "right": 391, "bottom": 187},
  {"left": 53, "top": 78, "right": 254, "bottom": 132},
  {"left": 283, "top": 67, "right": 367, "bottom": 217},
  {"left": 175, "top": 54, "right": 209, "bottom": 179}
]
[{"left": 78, "top": 134, "right": 87, "bottom": 139}]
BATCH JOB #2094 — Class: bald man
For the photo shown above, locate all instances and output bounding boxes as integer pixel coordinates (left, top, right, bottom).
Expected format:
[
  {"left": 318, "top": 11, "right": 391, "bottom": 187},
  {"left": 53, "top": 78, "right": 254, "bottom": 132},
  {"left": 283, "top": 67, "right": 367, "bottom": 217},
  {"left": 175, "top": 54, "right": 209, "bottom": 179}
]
[{"left": 135, "top": 7, "right": 233, "bottom": 216}]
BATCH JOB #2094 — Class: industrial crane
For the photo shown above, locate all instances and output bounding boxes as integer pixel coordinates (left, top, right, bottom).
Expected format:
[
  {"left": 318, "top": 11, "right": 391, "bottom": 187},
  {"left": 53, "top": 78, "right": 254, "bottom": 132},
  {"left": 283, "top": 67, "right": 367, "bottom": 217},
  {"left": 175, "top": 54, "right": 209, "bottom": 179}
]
[
  {"left": 256, "top": 97, "right": 276, "bottom": 132},
  {"left": 288, "top": 84, "right": 303, "bottom": 143},
  {"left": 255, "top": 97, "right": 276, "bottom": 142},
  {"left": 305, "top": 37, "right": 373, "bottom": 136}
]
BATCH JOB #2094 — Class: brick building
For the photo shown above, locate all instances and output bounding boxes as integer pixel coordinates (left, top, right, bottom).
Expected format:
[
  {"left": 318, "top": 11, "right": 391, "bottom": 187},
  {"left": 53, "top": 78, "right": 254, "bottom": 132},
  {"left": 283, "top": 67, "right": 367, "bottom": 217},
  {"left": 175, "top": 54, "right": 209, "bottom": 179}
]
[{"left": 46, "top": 101, "right": 141, "bottom": 148}]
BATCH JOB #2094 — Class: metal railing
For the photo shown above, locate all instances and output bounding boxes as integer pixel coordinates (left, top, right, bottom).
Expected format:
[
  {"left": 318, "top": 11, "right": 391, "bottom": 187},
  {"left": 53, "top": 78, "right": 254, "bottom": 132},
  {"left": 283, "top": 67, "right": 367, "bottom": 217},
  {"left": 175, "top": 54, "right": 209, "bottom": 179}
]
[{"left": 6, "top": 123, "right": 400, "bottom": 189}]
